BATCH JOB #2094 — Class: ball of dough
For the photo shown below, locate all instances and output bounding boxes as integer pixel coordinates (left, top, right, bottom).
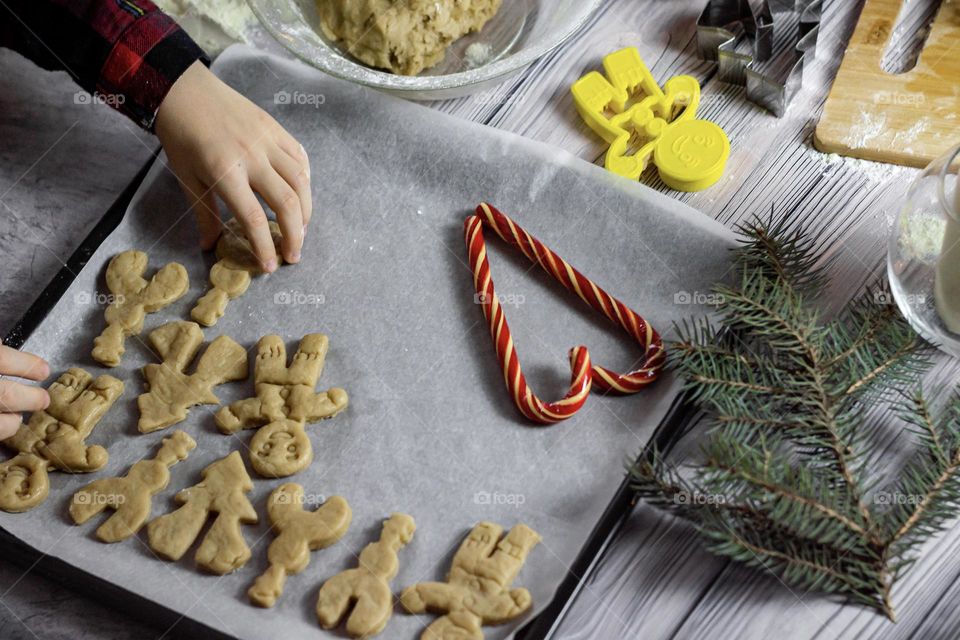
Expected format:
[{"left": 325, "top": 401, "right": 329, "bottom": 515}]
[{"left": 317, "top": 0, "right": 503, "bottom": 75}]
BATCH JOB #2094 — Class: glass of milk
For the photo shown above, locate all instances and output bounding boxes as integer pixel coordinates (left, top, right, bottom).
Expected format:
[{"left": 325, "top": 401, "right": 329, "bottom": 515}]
[{"left": 888, "top": 143, "right": 960, "bottom": 357}]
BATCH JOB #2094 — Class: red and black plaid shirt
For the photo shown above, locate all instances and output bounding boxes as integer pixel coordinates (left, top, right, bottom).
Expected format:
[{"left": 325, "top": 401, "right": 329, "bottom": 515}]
[{"left": 0, "top": 0, "right": 208, "bottom": 130}]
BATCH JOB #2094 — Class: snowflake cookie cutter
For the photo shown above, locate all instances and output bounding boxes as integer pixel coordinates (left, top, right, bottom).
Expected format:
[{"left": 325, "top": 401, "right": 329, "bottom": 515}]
[
  {"left": 696, "top": 0, "right": 822, "bottom": 116},
  {"left": 571, "top": 46, "right": 730, "bottom": 192}
]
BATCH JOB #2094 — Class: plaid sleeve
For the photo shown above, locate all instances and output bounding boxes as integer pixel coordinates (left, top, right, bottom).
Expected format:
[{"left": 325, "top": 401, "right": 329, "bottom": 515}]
[{"left": 0, "top": 0, "right": 209, "bottom": 130}]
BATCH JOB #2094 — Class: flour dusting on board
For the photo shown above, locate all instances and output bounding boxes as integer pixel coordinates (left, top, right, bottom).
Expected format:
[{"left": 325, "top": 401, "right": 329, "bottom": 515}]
[
  {"left": 892, "top": 117, "right": 931, "bottom": 154},
  {"left": 843, "top": 110, "right": 887, "bottom": 148}
]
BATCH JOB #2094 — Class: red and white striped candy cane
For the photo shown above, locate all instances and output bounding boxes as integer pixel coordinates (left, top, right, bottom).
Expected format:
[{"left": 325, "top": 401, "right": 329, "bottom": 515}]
[{"left": 465, "top": 203, "right": 665, "bottom": 424}]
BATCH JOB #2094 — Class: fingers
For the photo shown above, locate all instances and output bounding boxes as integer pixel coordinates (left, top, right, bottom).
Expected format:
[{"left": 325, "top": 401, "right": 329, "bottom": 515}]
[
  {"left": 0, "top": 414, "right": 20, "bottom": 439},
  {"left": 250, "top": 161, "right": 303, "bottom": 264},
  {"left": 0, "top": 345, "right": 49, "bottom": 381},
  {"left": 215, "top": 169, "right": 279, "bottom": 272},
  {"left": 180, "top": 177, "right": 222, "bottom": 251},
  {"left": 273, "top": 133, "right": 312, "bottom": 229},
  {"left": 0, "top": 380, "right": 49, "bottom": 414},
  {"left": 297, "top": 144, "right": 312, "bottom": 229},
  {"left": 270, "top": 147, "right": 312, "bottom": 238}
]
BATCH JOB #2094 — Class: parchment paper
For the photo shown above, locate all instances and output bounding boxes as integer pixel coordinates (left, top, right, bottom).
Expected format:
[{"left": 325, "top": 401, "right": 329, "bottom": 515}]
[{"left": 2, "top": 46, "right": 735, "bottom": 639}]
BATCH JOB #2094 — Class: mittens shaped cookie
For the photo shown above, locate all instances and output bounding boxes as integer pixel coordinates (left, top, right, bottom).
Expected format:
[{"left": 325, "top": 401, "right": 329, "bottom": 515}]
[
  {"left": 0, "top": 368, "right": 123, "bottom": 512},
  {"left": 248, "top": 483, "right": 352, "bottom": 608},
  {"left": 138, "top": 321, "right": 248, "bottom": 432},
  {"left": 92, "top": 250, "right": 189, "bottom": 367},
  {"left": 317, "top": 513, "right": 416, "bottom": 638},
  {"left": 191, "top": 218, "right": 283, "bottom": 327},
  {"left": 70, "top": 430, "right": 195, "bottom": 542},
  {"left": 400, "top": 522, "right": 541, "bottom": 639},
  {"left": 146, "top": 451, "right": 258, "bottom": 574},
  {"left": 215, "top": 333, "right": 349, "bottom": 478}
]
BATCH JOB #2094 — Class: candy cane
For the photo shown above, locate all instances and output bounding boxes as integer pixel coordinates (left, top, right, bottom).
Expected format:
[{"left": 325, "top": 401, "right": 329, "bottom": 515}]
[{"left": 465, "top": 203, "right": 665, "bottom": 424}]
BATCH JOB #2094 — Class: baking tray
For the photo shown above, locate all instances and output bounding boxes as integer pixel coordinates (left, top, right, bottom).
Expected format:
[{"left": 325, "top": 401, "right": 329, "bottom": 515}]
[{"left": 0, "top": 46, "right": 733, "bottom": 639}]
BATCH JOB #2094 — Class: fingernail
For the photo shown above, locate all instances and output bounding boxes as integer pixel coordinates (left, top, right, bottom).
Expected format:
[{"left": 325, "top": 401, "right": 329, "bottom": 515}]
[
  {"left": 302, "top": 225, "right": 307, "bottom": 237},
  {"left": 264, "top": 259, "right": 278, "bottom": 273},
  {"left": 291, "top": 251, "right": 301, "bottom": 263},
  {"left": 299, "top": 144, "right": 311, "bottom": 180},
  {"left": 39, "top": 362, "right": 50, "bottom": 379}
]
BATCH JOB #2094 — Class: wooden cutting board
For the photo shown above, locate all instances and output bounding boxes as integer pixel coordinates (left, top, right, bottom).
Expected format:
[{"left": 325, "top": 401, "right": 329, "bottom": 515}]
[{"left": 814, "top": 0, "right": 960, "bottom": 168}]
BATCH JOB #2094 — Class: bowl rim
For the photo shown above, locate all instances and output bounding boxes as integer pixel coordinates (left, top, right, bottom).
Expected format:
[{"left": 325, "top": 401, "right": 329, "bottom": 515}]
[{"left": 246, "top": 0, "right": 603, "bottom": 93}]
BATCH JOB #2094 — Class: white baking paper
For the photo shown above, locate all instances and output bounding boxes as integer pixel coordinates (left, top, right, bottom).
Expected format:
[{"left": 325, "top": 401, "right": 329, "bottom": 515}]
[{"left": 1, "top": 46, "right": 735, "bottom": 639}]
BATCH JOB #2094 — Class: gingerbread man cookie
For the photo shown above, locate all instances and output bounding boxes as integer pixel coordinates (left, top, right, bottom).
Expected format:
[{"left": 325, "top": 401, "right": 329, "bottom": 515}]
[
  {"left": 146, "top": 451, "right": 258, "bottom": 574},
  {"left": 317, "top": 513, "right": 416, "bottom": 638},
  {"left": 0, "top": 368, "right": 123, "bottom": 512},
  {"left": 191, "top": 218, "right": 283, "bottom": 327},
  {"left": 248, "top": 483, "right": 352, "bottom": 608},
  {"left": 138, "top": 321, "right": 248, "bottom": 433},
  {"left": 92, "top": 250, "right": 189, "bottom": 367},
  {"left": 70, "top": 430, "right": 195, "bottom": 542},
  {"left": 400, "top": 522, "right": 541, "bottom": 639},
  {"left": 215, "top": 334, "right": 348, "bottom": 478}
]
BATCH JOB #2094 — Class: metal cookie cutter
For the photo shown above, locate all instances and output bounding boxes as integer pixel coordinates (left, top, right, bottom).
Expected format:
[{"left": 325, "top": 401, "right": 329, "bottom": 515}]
[
  {"left": 571, "top": 47, "right": 730, "bottom": 192},
  {"left": 697, "top": 0, "right": 822, "bottom": 116}
]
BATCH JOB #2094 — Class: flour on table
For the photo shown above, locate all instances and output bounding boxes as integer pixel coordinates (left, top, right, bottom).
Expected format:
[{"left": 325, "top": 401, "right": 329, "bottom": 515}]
[
  {"left": 154, "top": 0, "right": 256, "bottom": 55},
  {"left": 807, "top": 146, "right": 914, "bottom": 185}
]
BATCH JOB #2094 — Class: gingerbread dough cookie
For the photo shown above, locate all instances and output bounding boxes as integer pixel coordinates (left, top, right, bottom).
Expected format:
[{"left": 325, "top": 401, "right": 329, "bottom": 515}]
[
  {"left": 146, "top": 451, "right": 258, "bottom": 574},
  {"left": 248, "top": 483, "right": 352, "bottom": 608},
  {"left": 0, "top": 369, "right": 123, "bottom": 512},
  {"left": 317, "top": 0, "right": 503, "bottom": 75},
  {"left": 317, "top": 513, "right": 416, "bottom": 638},
  {"left": 70, "top": 430, "right": 196, "bottom": 542},
  {"left": 138, "top": 321, "right": 248, "bottom": 433},
  {"left": 92, "top": 250, "right": 189, "bottom": 367},
  {"left": 215, "top": 334, "right": 348, "bottom": 478},
  {"left": 400, "top": 522, "right": 541, "bottom": 639},
  {"left": 191, "top": 218, "right": 283, "bottom": 327}
]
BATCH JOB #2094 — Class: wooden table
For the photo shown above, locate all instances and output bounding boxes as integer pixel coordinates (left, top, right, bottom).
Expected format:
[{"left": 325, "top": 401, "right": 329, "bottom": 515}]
[{"left": 1, "top": 0, "right": 959, "bottom": 638}]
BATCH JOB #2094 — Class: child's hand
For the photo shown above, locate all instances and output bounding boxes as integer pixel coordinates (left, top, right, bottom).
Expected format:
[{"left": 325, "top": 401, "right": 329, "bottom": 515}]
[
  {"left": 155, "top": 61, "right": 311, "bottom": 272},
  {"left": 0, "top": 343, "right": 50, "bottom": 439}
]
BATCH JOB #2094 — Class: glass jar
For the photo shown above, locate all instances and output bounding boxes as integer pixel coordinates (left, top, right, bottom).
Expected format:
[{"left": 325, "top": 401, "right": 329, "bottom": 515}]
[{"left": 888, "top": 143, "right": 960, "bottom": 357}]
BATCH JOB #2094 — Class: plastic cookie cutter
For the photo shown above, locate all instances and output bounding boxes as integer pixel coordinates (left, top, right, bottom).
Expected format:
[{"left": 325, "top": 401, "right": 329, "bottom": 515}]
[
  {"left": 571, "top": 47, "right": 730, "bottom": 192},
  {"left": 697, "top": 0, "right": 822, "bottom": 116}
]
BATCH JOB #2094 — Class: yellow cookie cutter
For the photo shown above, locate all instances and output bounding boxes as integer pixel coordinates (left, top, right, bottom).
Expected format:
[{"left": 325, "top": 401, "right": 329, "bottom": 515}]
[{"left": 571, "top": 47, "right": 730, "bottom": 192}]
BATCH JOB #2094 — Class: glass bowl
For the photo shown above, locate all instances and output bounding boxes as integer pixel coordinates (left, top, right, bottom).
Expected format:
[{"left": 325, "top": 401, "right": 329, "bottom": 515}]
[
  {"left": 246, "top": 0, "right": 602, "bottom": 100},
  {"left": 888, "top": 143, "right": 960, "bottom": 357}
]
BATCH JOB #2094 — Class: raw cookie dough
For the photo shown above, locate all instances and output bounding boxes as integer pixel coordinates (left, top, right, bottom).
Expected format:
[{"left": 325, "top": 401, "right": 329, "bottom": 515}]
[
  {"left": 400, "top": 522, "right": 541, "bottom": 639},
  {"left": 191, "top": 218, "right": 284, "bottom": 327},
  {"left": 0, "top": 369, "right": 123, "bottom": 513},
  {"left": 146, "top": 451, "right": 258, "bottom": 574},
  {"left": 317, "top": 513, "right": 415, "bottom": 638},
  {"left": 138, "top": 321, "right": 248, "bottom": 432},
  {"left": 92, "top": 250, "right": 189, "bottom": 367},
  {"left": 215, "top": 334, "right": 349, "bottom": 478},
  {"left": 317, "top": 0, "right": 504, "bottom": 75},
  {"left": 70, "top": 430, "right": 196, "bottom": 542},
  {"left": 248, "top": 483, "right": 352, "bottom": 608}
]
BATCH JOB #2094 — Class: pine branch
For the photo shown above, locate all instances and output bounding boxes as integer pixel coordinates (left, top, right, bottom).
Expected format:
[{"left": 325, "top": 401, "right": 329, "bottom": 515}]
[
  {"left": 630, "top": 216, "right": 957, "bottom": 623},
  {"left": 700, "top": 436, "right": 876, "bottom": 548},
  {"left": 881, "top": 392, "right": 960, "bottom": 551}
]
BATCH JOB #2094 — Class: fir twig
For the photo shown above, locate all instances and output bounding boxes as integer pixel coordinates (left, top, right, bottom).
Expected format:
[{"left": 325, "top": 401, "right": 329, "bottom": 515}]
[{"left": 631, "top": 215, "right": 959, "bottom": 622}]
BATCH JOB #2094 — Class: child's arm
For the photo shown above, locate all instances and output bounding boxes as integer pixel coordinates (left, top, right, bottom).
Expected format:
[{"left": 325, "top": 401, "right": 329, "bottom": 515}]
[{"left": 0, "top": 1, "right": 309, "bottom": 270}]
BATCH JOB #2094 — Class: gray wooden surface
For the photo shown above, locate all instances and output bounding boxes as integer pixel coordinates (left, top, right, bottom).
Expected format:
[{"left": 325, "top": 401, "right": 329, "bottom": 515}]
[{"left": 1, "top": 0, "right": 958, "bottom": 638}]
